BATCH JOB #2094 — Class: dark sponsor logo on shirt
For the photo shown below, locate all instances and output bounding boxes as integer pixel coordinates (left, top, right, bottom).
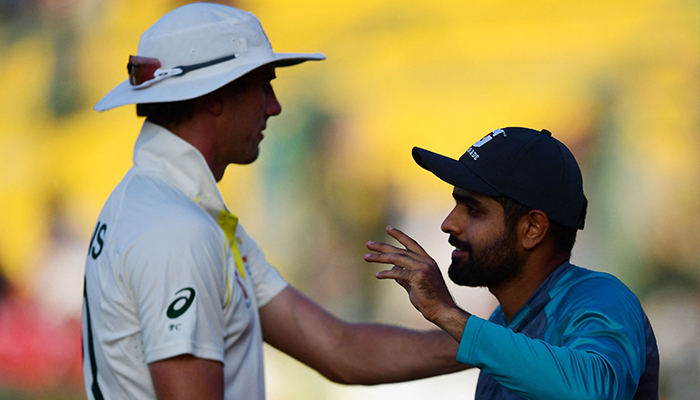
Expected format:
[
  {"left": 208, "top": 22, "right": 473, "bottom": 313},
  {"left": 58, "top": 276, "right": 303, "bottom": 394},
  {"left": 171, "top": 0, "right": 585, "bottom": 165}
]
[
  {"left": 167, "top": 287, "right": 196, "bottom": 319},
  {"left": 89, "top": 222, "right": 107, "bottom": 260}
]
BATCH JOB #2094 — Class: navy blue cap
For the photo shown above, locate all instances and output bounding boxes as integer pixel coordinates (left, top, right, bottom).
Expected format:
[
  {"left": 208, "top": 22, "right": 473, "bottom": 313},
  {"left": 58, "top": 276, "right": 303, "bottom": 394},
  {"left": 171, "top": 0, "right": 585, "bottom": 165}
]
[{"left": 413, "top": 127, "right": 587, "bottom": 230}]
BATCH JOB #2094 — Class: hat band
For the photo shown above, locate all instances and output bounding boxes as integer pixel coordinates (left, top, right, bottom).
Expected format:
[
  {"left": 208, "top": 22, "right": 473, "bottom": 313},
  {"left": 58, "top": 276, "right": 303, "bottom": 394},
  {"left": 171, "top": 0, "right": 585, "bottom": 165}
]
[{"left": 128, "top": 53, "right": 239, "bottom": 89}]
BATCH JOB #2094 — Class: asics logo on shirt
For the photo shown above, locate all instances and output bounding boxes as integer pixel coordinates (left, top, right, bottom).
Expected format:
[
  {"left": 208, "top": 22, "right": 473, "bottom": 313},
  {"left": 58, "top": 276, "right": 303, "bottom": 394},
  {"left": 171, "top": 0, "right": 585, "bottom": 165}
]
[{"left": 167, "top": 287, "right": 196, "bottom": 319}]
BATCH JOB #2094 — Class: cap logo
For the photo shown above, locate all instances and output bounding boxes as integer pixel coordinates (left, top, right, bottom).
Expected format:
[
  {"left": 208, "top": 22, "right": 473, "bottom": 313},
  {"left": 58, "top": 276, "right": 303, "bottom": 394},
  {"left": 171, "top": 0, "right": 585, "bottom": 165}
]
[{"left": 467, "top": 129, "right": 506, "bottom": 160}]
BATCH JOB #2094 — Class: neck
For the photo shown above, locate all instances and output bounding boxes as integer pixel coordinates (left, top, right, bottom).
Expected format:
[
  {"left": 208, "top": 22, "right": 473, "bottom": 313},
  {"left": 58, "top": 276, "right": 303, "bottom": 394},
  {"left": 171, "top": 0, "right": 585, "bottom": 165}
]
[
  {"left": 162, "top": 119, "right": 224, "bottom": 182},
  {"left": 490, "top": 253, "right": 569, "bottom": 323}
]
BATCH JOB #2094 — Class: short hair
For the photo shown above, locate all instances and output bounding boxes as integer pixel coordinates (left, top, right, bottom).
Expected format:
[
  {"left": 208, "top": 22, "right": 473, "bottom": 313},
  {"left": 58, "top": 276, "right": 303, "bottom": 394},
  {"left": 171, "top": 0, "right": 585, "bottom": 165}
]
[
  {"left": 136, "top": 98, "right": 198, "bottom": 126},
  {"left": 493, "top": 195, "right": 577, "bottom": 257},
  {"left": 136, "top": 75, "right": 249, "bottom": 126}
]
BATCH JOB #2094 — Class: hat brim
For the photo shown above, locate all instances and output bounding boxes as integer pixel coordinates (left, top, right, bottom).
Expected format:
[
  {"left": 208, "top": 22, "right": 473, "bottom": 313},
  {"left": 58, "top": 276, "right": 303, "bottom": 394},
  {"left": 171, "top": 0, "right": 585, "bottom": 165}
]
[
  {"left": 94, "top": 52, "right": 325, "bottom": 112},
  {"left": 412, "top": 147, "right": 500, "bottom": 197}
]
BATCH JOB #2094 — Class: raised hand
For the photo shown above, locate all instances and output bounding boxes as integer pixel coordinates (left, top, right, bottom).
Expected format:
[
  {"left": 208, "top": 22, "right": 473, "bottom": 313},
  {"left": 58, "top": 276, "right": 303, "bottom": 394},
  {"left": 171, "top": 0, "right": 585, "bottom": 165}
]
[{"left": 364, "top": 226, "right": 470, "bottom": 339}]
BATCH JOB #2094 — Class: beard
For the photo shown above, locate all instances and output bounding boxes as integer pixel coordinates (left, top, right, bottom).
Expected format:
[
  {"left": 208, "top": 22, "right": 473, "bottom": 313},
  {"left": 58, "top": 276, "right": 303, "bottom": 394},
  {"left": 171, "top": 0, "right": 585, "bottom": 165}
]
[{"left": 447, "top": 228, "right": 521, "bottom": 288}]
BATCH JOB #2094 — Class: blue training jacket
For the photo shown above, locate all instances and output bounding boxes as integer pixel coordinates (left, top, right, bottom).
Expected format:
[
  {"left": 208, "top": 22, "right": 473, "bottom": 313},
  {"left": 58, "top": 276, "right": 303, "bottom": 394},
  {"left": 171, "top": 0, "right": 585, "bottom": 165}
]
[{"left": 457, "top": 262, "right": 659, "bottom": 400}]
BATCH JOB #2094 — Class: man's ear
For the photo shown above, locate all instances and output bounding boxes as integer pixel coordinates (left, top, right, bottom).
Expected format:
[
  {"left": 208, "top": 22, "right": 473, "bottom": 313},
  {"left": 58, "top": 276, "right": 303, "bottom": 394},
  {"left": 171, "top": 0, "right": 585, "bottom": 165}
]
[
  {"left": 201, "top": 89, "right": 225, "bottom": 117},
  {"left": 519, "top": 210, "right": 550, "bottom": 250}
]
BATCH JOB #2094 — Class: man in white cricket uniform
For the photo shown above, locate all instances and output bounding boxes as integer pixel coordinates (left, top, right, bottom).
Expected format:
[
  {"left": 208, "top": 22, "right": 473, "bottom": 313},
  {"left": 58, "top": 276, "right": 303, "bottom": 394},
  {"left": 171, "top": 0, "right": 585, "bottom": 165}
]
[{"left": 83, "top": 4, "right": 465, "bottom": 400}]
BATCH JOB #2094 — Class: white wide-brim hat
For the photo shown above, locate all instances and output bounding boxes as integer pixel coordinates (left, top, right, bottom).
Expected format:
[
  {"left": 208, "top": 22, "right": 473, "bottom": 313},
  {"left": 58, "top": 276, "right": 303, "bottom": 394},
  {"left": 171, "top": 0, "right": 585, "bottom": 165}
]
[{"left": 94, "top": 3, "right": 325, "bottom": 112}]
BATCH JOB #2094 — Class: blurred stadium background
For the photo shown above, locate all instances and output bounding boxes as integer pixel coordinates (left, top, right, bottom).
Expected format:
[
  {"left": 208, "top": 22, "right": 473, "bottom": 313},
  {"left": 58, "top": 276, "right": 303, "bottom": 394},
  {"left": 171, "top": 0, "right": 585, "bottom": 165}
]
[{"left": 0, "top": 0, "right": 698, "bottom": 399}]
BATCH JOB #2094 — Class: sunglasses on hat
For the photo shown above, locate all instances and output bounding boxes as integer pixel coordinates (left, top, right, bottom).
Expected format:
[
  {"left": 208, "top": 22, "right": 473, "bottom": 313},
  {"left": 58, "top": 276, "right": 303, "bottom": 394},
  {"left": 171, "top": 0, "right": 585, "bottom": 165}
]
[{"left": 127, "top": 53, "right": 238, "bottom": 88}]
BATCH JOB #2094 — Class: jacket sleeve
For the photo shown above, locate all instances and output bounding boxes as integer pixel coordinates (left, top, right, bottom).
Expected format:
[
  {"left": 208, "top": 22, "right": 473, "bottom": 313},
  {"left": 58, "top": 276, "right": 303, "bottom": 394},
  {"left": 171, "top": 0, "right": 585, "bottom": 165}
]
[{"left": 456, "top": 281, "right": 647, "bottom": 400}]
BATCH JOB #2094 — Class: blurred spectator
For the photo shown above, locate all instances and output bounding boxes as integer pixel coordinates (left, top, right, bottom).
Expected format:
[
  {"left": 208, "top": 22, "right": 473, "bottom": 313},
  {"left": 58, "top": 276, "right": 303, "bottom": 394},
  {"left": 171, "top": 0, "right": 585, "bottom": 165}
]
[
  {"left": 29, "top": 194, "right": 86, "bottom": 323},
  {"left": 0, "top": 257, "right": 83, "bottom": 396}
]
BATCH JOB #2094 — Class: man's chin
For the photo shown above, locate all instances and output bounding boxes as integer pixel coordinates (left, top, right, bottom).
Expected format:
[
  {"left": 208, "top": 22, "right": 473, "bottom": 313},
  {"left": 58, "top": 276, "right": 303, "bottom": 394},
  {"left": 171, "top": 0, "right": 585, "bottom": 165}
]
[
  {"left": 448, "top": 262, "right": 478, "bottom": 287},
  {"left": 448, "top": 259, "right": 501, "bottom": 288},
  {"left": 232, "top": 151, "right": 260, "bottom": 165}
]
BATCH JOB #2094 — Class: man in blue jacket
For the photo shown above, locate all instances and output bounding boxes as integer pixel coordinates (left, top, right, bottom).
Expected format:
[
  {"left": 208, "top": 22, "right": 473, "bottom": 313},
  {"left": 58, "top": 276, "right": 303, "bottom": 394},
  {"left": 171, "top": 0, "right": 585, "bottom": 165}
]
[{"left": 365, "top": 127, "right": 659, "bottom": 399}]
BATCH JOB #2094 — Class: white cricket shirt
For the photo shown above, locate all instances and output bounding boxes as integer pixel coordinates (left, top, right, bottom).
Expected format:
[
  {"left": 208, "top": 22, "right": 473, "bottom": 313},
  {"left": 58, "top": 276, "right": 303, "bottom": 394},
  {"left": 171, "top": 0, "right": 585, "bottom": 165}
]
[{"left": 82, "top": 121, "right": 288, "bottom": 400}]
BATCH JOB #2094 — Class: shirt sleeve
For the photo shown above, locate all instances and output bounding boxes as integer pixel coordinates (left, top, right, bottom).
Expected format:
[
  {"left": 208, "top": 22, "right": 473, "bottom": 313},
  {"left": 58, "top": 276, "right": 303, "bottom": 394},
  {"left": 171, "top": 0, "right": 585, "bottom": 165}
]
[
  {"left": 456, "top": 279, "right": 647, "bottom": 400},
  {"left": 235, "top": 224, "right": 288, "bottom": 308},
  {"left": 126, "top": 209, "right": 228, "bottom": 365}
]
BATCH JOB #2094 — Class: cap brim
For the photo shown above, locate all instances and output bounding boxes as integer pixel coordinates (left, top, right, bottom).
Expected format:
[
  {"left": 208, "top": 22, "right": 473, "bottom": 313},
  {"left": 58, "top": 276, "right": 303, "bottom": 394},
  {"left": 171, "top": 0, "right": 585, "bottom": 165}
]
[
  {"left": 94, "top": 52, "right": 325, "bottom": 112},
  {"left": 412, "top": 147, "right": 500, "bottom": 196}
]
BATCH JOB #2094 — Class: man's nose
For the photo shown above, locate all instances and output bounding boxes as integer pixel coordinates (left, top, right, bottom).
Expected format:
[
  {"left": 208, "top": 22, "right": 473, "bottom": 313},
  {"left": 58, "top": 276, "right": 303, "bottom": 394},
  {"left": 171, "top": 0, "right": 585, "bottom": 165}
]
[
  {"left": 266, "top": 88, "right": 282, "bottom": 117},
  {"left": 441, "top": 207, "right": 461, "bottom": 235}
]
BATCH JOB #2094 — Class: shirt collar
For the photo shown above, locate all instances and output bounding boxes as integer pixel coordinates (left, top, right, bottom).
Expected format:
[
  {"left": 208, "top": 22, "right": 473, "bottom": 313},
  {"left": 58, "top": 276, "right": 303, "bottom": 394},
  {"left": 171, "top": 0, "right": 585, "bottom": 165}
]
[
  {"left": 132, "top": 120, "right": 228, "bottom": 221},
  {"left": 501, "top": 261, "right": 573, "bottom": 328}
]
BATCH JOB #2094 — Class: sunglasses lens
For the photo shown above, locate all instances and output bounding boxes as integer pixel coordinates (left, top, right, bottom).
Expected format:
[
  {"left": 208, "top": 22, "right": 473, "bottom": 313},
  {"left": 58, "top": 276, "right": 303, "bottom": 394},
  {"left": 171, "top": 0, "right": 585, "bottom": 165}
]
[{"left": 127, "top": 56, "right": 162, "bottom": 86}]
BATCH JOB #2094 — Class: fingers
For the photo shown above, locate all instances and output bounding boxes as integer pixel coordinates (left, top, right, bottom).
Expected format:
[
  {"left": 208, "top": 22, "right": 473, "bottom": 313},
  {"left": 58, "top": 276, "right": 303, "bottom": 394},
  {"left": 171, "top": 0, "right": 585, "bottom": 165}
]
[
  {"left": 364, "top": 226, "right": 434, "bottom": 272},
  {"left": 372, "top": 266, "right": 413, "bottom": 293},
  {"left": 374, "top": 265, "right": 409, "bottom": 280},
  {"left": 365, "top": 239, "right": 402, "bottom": 255},
  {"left": 363, "top": 249, "right": 417, "bottom": 269},
  {"left": 384, "top": 226, "right": 430, "bottom": 257},
  {"left": 363, "top": 225, "right": 428, "bottom": 259}
]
